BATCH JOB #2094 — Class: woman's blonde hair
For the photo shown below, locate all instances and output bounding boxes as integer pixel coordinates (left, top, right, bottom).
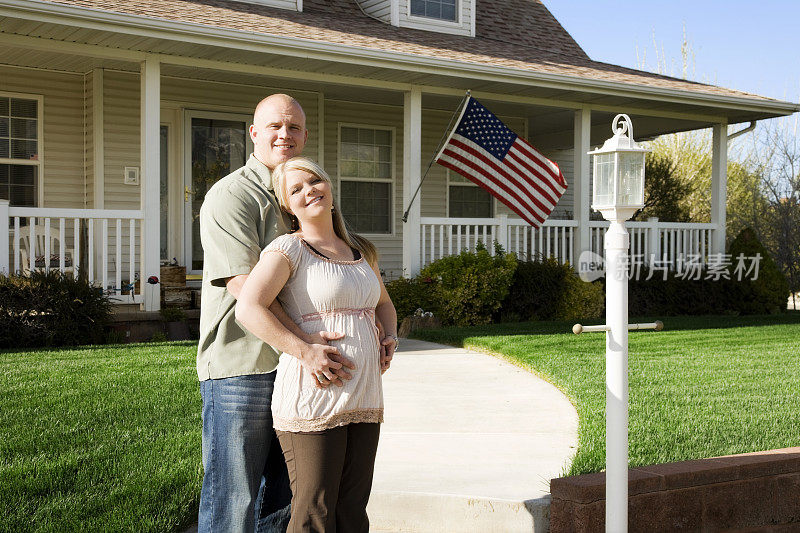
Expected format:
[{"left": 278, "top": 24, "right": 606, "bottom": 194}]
[{"left": 271, "top": 156, "right": 378, "bottom": 265}]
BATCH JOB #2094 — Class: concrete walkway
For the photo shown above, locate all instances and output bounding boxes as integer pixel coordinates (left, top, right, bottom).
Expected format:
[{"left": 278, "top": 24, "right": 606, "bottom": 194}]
[{"left": 367, "top": 338, "right": 579, "bottom": 532}]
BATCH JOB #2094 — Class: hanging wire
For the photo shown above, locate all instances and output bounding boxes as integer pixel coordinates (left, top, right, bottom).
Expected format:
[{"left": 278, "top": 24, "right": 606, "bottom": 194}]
[{"left": 402, "top": 90, "right": 471, "bottom": 223}]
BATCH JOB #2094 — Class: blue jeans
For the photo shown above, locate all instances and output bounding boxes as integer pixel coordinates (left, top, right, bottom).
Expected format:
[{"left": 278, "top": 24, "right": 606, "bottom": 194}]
[{"left": 199, "top": 373, "right": 291, "bottom": 533}]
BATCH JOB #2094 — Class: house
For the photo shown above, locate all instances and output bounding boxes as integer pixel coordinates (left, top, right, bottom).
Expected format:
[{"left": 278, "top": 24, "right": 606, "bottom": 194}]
[{"left": 0, "top": 0, "right": 797, "bottom": 310}]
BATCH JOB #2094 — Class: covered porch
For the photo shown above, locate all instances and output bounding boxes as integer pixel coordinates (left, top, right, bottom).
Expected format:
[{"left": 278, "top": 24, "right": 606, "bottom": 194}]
[{"left": 1, "top": 0, "right": 796, "bottom": 311}]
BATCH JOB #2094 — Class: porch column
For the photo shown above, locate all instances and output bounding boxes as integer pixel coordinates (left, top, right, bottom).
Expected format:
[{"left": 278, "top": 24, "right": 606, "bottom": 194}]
[
  {"left": 711, "top": 122, "right": 728, "bottom": 255},
  {"left": 573, "top": 107, "right": 591, "bottom": 267},
  {"left": 0, "top": 199, "right": 8, "bottom": 275},
  {"left": 402, "top": 87, "right": 422, "bottom": 277},
  {"left": 140, "top": 56, "right": 161, "bottom": 311}
]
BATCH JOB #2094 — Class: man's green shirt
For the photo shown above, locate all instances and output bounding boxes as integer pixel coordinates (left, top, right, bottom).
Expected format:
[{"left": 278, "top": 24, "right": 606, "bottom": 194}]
[{"left": 196, "top": 155, "right": 290, "bottom": 381}]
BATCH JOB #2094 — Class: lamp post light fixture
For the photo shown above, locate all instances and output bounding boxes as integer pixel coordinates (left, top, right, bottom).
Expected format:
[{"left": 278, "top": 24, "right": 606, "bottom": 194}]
[{"left": 588, "top": 114, "right": 649, "bottom": 533}]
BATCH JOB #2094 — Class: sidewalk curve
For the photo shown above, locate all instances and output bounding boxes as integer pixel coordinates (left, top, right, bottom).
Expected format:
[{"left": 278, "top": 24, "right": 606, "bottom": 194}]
[{"left": 367, "top": 338, "right": 579, "bottom": 532}]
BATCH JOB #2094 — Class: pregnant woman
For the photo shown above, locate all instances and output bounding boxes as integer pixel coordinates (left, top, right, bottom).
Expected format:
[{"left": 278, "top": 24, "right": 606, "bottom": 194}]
[{"left": 236, "top": 156, "right": 398, "bottom": 532}]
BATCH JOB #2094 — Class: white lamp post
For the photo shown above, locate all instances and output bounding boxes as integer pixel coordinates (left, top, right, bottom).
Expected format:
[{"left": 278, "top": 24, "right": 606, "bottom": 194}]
[{"left": 588, "top": 114, "right": 648, "bottom": 533}]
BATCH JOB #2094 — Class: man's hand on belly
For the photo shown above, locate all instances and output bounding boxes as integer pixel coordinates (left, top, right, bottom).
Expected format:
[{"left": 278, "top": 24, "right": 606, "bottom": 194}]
[{"left": 305, "top": 330, "right": 355, "bottom": 388}]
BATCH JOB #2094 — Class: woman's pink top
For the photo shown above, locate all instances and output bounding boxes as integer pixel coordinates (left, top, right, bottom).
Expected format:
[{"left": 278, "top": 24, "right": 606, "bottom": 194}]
[{"left": 262, "top": 233, "right": 383, "bottom": 432}]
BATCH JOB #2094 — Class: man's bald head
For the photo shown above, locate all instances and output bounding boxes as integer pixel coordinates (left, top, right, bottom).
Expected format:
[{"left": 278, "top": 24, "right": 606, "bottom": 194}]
[
  {"left": 249, "top": 94, "right": 308, "bottom": 170},
  {"left": 253, "top": 94, "right": 306, "bottom": 124}
]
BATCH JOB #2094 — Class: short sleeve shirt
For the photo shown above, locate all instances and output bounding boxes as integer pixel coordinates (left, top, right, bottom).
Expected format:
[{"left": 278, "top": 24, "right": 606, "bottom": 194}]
[{"left": 196, "top": 155, "right": 291, "bottom": 381}]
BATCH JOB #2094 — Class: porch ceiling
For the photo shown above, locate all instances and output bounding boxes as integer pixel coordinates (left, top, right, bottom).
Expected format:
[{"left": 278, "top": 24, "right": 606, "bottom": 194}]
[{"left": 1, "top": 5, "right": 797, "bottom": 151}]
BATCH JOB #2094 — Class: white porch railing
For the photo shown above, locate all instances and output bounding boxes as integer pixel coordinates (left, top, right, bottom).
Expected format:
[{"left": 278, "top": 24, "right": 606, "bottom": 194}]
[
  {"left": 589, "top": 217, "right": 714, "bottom": 267},
  {"left": 3, "top": 205, "right": 145, "bottom": 304},
  {"left": 420, "top": 215, "right": 715, "bottom": 270},
  {"left": 420, "top": 214, "right": 578, "bottom": 266}
]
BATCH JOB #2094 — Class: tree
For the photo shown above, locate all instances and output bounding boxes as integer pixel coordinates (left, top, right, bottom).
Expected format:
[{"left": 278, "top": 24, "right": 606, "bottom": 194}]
[
  {"left": 744, "top": 118, "right": 800, "bottom": 307},
  {"left": 634, "top": 152, "right": 691, "bottom": 221},
  {"left": 645, "top": 131, "right": 767, "bottom": 239}
]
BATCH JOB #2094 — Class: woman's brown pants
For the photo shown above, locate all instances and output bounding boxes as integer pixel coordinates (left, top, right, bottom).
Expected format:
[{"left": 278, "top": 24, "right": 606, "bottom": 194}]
[{"left": 277, "top": 423, "right": 380, "bottom": 533}]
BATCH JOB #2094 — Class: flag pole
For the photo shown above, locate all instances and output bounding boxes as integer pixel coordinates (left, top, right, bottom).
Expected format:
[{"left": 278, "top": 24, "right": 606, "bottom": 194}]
[{"left": 401, "top": 90, "right": 471, "bottom": 223}]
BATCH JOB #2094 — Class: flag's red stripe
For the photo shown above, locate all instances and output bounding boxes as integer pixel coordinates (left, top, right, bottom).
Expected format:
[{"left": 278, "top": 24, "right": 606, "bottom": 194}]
[
  {"left": 441, "top": 144, "right": 554, "bottom": 222},
  {"left": 517, "top": 137, "right": 567, "bottom": 187},
  {"left": 438, "top": 150, "right": 545, "bottom": 224},
  {"left": 437, "top": 160, "right": 543, "bottom": 227},
  {"left": 448, "top": 138, "right": 556, "bottom": 216},
  {"left": 439, "top": 148, "right": 547, "bottom": 224},
  {"left": 501, "top": 153, "right": 559, "bottom": 207},
  {"left": 506, "top": 145, "right": 564, "bottom": 201},
  {"left": 515, "top": 138, "right": 568, "bottom": 189},
  {"left": 451, "top": 136, "right": 559, "bottom": 208},
  {"left": 439, "top": 146, "right": 549, "bottom": 221}
]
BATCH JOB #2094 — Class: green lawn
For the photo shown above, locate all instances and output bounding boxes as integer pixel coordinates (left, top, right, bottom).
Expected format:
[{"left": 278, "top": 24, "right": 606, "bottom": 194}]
[
  {"left": 411, "top": 313, "right": 800, "bottom": 476},
  {"left": 0, "top": 342, "right": 201, "bottom": 533},
  {"left": 2, "top": 315, "right": 798, "bottom": 530}
]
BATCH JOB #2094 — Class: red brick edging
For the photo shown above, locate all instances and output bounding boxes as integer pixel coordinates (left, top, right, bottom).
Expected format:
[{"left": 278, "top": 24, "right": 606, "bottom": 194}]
[{"left": 550, "top": 447, "right": 800, "bottom": 532}]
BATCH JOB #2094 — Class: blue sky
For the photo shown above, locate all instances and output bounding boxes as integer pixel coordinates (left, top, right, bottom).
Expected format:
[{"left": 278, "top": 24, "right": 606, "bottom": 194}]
[{"left": 544, "top": 1, "right": 800, "bottom": 103}]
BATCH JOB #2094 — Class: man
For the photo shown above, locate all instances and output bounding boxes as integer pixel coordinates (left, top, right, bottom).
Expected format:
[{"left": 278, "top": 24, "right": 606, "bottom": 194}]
[{"left": 196, "top": 94, "right": 354, "bottom": 532}]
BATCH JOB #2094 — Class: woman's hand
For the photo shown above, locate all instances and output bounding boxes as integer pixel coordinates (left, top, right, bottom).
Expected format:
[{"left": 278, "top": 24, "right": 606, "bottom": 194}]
[{"left": 379, "top": 335, "right": 397, "bottom": 374}]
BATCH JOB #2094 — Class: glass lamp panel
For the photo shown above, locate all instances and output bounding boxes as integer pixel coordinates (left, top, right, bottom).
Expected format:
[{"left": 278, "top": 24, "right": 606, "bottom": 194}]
[
  {"left": 618, "top": 152, "right": 645, "bottom": 206},
  {"left": 593, "top": 153, "right": 615, "bottom": 207}
]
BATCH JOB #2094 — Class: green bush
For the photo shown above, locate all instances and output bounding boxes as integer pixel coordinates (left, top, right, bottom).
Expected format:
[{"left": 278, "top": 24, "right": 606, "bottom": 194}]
[
  {"left": 628, "top": 271, "right": 729, "bottom": 316},
  {"left": 385, "top": 276, "right": 440, "bottom": 321},
  {"left": 555, "top": 273, "right": 605, "bottom": 321},
  {"left": 628, "top": 229, "right": 788, "bottom": 317},
  {"left": 728, "top": 228, "right": 789, "bottom": 314},
  {"left": 0, "top": 271, "right": 112, "bottom": 348},
  {"left": 420, "top": 243, "right": 517, "bottom": 327},
  {"left": 499, "top": 258, "right": 604, "bottom": 322},
  {"left": 500, "top": 258, "right": 569, "bottom": 321}
]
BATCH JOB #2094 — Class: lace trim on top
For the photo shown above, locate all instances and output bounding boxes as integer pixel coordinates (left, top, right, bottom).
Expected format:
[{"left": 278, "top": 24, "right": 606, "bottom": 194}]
[
  {"left": 295, "top": 235, "right": 365, "bottom": 265},
  {"left": 300, "top": 307, "right": 375, "bottom": 323},
  {"left": 262, "top": 248, "right": 293, "bottom": 270},
  {"left": 303, "top": 240, "right": 361, "bottom": 261},
  {"left": 274, "top": 408, "right": 383, "bottom": 433}
]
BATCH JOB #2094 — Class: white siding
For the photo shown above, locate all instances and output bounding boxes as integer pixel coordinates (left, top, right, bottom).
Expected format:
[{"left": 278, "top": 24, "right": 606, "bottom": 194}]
[
  {"left": 398, "top": 0, "right": 473, "bottom": 36},
  {"left": 325, "top": 99, "right": 404, "bottom": 277},
  {"left": 0, "top": 66, "right": 86, "bottom": 209},
  {"left": 85, "top": 70, "right": 95, "bottom": 208},
  {"left": 357, "top": 0, "right": 392, "bottom": 22},
  {"left": 103, "top": 71, "right": 140, "bottom": 211}
]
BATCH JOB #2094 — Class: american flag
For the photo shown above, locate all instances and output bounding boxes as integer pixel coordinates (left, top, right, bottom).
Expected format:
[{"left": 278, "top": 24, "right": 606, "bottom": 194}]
[{"left": 436, "top": 97, "right": 567, "bottom": 227}]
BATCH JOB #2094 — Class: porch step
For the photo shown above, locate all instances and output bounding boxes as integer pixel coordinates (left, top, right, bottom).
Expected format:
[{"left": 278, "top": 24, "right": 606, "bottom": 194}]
[{"left": 109, "top": 308, "right": 199, "bottom": 342}]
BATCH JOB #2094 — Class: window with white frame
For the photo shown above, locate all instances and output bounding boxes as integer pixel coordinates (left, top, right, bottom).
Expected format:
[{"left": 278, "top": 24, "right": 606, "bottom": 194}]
[
  {"left": 410, "top": 0, "right": 457, "bottom": 22},
  {"left": 339, "top": 125, "right": 393, "bottom": 234},
  {"left": 448, "top": 171, "right": 493, "bottom": 218},
  {"left": 0, "top": 96, "right": 40, "bottom": 207}
]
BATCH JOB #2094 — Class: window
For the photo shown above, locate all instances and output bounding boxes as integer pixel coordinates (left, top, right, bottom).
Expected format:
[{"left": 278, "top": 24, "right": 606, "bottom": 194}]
[
  {"left": 0, "top": 96, "right": 40, "bottom": 207},
  {"left": 339, "top": 126, "right": 393, "bottom": 234},
  {"left": 410, "top": 0, "right": 457, "bottom": 22},
  {"left": 448, "top": 171, "right": 493, "bottom": 218}
]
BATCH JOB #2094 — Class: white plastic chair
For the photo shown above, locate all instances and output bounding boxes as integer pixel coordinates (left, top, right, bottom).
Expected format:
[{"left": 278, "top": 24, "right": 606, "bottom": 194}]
[{"left": 14, "top": 224, "right": 74, "bottom": 274}]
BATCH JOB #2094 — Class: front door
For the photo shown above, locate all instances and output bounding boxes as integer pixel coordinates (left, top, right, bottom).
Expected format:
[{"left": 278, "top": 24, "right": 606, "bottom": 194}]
[{"left": 183, "top": 111, "right": 253, "bottom": 275}]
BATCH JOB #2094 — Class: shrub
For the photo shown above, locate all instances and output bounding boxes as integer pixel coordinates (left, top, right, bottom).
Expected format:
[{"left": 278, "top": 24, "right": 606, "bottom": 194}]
[
  {"left": 420, "top": 243, "right": 517, "bottom": 327},
  {"left": 385, "top": 277, "right": 439, "bottom": 321},
  {"left": 554, "top": 274, "right": 605, "bottom": 321},
  {"left": 728, "top": 228, "right": 789, "bottom": 314},
  {"left": 499, "top": 258, "right": 604, "bottom": 322},
  {"left": 628, "top": 271, "right": 724, "bottom": 316},
  {"left": 160, "top": 307, "right": 187, "bottom": 322},
  {"left": 628, "top": 229, "right": 788, "bottom": 317},
  {"left": 0, "top": 271, "right": 112, "bottom": 349},
  {"left": 500, "top": 258, "right": 570, "bottom": 321}
]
